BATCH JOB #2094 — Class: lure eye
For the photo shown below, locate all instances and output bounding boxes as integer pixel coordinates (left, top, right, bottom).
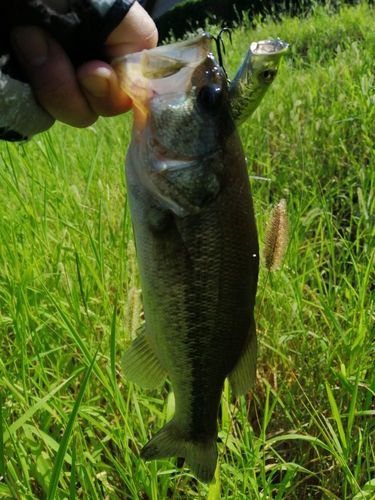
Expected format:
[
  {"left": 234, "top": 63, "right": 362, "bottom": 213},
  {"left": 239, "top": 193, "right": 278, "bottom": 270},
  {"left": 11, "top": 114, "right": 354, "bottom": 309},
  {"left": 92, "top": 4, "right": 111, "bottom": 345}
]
[
  {"left": 262, "top": 69, "right": 277, "bottom": 82},
  {"left": 197, "top": 84, "right": 223, "bottom": 113}
]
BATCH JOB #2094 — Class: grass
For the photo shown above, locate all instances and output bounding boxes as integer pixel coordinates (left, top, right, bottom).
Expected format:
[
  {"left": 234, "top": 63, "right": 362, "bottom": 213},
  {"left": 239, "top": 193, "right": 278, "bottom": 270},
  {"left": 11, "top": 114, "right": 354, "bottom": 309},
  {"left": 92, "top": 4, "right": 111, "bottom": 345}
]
[{"left": 0, "top": 2, "right": 374, "bottom": 498}]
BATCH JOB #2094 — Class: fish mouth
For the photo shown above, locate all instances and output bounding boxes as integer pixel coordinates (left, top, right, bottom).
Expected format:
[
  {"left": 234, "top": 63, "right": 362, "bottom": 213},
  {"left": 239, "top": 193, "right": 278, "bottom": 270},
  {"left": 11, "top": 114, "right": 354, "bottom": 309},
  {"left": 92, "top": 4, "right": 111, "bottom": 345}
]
[{"left": 112, "top": 32, "right": 214, "bottom": 119}]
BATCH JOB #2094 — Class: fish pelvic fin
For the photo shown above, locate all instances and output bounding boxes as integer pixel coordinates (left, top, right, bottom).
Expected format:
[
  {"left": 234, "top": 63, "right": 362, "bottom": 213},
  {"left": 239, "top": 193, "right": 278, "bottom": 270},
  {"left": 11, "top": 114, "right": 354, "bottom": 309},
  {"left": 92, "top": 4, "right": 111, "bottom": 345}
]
[
  {"left": 121, "top": 324, "right": 167, "bottom": 389},
  {"left": 140, "top": 419, "right": 218, "bottom": 483},
  {"left": 228, "top": 319, "right": 257, "bottom": 395}
]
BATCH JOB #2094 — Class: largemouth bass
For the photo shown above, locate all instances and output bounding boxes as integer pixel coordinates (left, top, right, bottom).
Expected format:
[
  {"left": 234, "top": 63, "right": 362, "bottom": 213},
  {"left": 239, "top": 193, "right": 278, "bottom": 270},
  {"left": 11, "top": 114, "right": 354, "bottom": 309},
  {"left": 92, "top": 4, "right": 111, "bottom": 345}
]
[{"left": 114, "top": 33, "right": 259, "bottom": 483}]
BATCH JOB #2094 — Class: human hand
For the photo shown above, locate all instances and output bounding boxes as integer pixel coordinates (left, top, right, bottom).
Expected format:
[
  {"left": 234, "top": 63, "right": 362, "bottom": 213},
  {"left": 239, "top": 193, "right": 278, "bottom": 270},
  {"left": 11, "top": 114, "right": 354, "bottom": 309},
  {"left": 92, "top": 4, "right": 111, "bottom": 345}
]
[{"left": 10, "top": 1, "right": 158, "bottom": 129}]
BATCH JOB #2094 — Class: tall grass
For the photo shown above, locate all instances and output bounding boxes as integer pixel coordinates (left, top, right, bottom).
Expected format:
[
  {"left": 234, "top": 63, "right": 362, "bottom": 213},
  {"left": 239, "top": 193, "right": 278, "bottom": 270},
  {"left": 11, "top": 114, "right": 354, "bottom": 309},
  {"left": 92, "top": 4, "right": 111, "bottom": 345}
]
[{"left": 0, "top": 3, "right": 374, "bottom": 498}]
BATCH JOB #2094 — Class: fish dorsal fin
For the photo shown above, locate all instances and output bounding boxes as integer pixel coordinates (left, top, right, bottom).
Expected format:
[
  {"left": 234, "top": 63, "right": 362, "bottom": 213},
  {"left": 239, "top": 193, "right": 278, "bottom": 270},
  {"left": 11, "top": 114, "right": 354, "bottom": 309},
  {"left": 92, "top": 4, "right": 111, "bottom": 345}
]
[
  {"left": 121, "top": 324, "right": 167, "bottom": 389},
  {"left": 228, "top": 320, "right": 257, "bottom": 395}
]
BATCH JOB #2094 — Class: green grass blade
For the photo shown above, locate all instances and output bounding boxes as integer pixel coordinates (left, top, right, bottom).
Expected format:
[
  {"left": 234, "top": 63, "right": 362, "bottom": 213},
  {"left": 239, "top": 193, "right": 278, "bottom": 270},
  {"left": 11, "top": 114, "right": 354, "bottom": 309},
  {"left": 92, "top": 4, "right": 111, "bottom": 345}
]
[
  {"left": 47, "top": 351, "right": 97, "bottom": 500},
  {"left": 3, "top": 373, "right": 82, "bottom": 443},
  {"left": 69, "top": 440, "right": 76, "bottom": 500},
  {"left": 347, "top": 368, "right": 360, "bottom": 437},
  {"left": 0, "top": 394, "right": 4, "bottom": 476},
  {"left": 207, "top": 463, "right": 221, "bottom": 500},
  {"left": 314, "top": 486, "right": 342, "bottom": 500},
  {"left": 325, "top": 382, "right": 347, "bottom": 451},
  {"left": 40, "top": 283, "right": 112, "bottom": 392},
  {"left": 110, "top": 290, "right": 118, "bottom": 385}
]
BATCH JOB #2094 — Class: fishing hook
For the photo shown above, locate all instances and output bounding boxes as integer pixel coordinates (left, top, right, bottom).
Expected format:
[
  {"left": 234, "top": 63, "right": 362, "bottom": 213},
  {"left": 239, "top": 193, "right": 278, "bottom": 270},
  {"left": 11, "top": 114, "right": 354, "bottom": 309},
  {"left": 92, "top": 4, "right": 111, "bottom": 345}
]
[{"left": 213, "top": 27, "right": 232, "bottom": 82}]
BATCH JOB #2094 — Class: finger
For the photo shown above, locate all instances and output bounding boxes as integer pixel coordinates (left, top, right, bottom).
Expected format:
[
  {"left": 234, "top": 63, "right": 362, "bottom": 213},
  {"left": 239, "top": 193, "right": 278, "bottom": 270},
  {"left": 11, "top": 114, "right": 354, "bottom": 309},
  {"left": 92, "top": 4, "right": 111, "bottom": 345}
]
[
  {"left": 77, "top": 61, "right": 132, "bottom": 116},
  {"left": 104, "top": 1, "right": 158, "bottom": 59},
  {"left": 11, "top": 26, "right": 98, "bottom": 128}
]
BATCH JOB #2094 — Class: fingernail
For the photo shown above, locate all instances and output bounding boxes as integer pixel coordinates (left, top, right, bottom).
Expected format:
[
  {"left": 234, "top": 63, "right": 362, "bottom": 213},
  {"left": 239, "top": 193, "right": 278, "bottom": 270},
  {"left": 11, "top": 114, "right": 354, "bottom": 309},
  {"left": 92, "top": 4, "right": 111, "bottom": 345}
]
[
  {"left": 12, "top": 26, "right": 50, "bottom": 67},
  {"left": 80, "top": 74, "right": 110, "bottom": 98}
]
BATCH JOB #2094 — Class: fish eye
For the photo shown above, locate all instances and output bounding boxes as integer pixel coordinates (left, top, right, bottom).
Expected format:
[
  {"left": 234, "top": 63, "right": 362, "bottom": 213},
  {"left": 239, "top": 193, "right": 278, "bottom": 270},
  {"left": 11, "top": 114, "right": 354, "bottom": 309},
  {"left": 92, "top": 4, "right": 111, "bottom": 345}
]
[
  {"left": 197, "top": 84, "right": 223, "bottom": 113},
  {"left": 262, "top": 69, "right": 277, "bottom": 82}
]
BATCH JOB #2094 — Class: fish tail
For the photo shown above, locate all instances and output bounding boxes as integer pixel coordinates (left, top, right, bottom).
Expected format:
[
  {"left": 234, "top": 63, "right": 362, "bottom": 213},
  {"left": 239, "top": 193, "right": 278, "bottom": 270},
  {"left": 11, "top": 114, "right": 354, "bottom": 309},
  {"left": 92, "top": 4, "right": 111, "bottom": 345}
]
[{"left": 140, "top": 419, "right": 217, "bottom": 483}]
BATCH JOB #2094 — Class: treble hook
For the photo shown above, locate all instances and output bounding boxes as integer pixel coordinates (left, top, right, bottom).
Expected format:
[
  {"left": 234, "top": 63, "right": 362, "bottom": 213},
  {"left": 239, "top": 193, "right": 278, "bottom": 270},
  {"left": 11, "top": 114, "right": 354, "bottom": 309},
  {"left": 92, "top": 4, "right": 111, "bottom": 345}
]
[{"left": 213, "top": 27, "right": 232, "bottom": 82}]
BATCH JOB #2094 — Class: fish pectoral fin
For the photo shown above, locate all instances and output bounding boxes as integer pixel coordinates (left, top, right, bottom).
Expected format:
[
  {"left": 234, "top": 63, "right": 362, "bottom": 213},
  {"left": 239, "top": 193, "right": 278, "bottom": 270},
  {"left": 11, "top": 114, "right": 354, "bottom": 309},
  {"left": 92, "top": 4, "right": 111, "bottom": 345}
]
[
  {"left": 141, "top": 419, "right": 218, "bottom": 484},
  {"left": 228, "top": 320, "right": 257, "bottom": 396},
  {"left": 121, "top": 324, "right": 167, "bottom": 389}
]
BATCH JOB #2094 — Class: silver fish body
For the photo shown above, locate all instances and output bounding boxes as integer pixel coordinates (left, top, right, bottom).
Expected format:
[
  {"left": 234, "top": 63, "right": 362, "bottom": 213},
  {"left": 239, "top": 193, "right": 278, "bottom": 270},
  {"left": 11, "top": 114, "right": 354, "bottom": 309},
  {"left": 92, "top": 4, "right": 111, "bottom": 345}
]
[{"left": 114, "top": 34, "right": 259, "bottom": 483}]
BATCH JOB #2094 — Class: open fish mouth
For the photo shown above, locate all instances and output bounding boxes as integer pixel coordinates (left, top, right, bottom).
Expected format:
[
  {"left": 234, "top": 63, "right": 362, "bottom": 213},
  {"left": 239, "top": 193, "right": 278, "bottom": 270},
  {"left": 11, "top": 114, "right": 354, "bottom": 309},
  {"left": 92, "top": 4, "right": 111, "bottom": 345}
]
[{"left": 112, "top": 33, "right": 214, "bottom": 122}]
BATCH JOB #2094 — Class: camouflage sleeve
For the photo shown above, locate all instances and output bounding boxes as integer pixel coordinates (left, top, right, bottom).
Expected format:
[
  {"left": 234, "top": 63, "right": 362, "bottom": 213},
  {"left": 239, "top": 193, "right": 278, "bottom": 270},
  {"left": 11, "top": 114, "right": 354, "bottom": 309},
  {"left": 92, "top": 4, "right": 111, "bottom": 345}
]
[{"left": 0, "top": 0, "right": 135, "bottom": 142}]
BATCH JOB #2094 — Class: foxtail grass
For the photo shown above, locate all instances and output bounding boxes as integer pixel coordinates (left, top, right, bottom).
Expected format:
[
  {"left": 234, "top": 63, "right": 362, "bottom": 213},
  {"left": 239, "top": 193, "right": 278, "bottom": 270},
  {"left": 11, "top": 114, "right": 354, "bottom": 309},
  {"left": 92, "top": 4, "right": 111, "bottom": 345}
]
[{"left": 263, "top": 199, "right": 289, "bottom": 272}]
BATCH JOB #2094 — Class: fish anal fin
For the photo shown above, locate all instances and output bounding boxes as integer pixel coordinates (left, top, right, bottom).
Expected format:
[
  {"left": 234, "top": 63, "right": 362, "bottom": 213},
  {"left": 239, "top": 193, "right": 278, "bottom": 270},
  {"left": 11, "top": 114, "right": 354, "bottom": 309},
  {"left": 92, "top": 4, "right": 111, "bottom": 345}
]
[
  {"left": 121, "top": 324, "right": 167, "bottom": 389},
  {"left": 140, "top": 419, "right": 218, "bottom": 484},
  {"left": 228, "top": 320, "right": 257, "bottom": 396}
]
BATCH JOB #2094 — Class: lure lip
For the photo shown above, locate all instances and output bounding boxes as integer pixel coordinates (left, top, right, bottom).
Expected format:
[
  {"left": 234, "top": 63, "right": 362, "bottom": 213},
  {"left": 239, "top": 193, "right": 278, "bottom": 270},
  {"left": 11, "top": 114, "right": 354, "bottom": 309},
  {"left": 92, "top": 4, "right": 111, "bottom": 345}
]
[{"left": 249, "top": 37, "right": 289, "bottom": 57}]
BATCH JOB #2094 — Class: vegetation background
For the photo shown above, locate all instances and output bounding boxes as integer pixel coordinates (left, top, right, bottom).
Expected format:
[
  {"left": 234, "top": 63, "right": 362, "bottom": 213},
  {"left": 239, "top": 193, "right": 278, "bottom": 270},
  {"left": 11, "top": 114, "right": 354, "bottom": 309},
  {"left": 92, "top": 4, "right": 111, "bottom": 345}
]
[
  {"left": 155, "top": 0, "right": 357, "bottom": 41},
  {"left": 0, "top": 1, "right": 374, "bottom": 499}
]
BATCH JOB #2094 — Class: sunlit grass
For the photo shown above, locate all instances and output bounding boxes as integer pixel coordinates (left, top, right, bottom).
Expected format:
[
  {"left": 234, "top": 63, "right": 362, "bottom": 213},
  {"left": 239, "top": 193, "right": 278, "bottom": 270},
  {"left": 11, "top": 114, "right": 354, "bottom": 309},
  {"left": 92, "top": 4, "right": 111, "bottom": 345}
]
[{"left": 1, "top": 2, "right": 374, "bottom": 499}]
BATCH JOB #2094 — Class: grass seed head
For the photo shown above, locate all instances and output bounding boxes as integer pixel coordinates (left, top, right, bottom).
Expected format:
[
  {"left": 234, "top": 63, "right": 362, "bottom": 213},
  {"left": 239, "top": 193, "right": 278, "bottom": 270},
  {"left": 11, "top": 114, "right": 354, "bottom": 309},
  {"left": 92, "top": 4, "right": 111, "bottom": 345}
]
[
  {"left": 126, "top": 286, "right": 142, "bottom": 340},
  {"left": 263, "top": 198, "right": 289, "bottom": 271}
]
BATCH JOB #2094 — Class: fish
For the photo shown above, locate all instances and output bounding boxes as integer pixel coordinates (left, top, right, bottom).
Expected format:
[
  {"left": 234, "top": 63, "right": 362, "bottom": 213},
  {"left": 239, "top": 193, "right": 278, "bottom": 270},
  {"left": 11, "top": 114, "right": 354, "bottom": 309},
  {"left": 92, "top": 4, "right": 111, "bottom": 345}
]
[
  {"left": 229, "top": 38, "right": 289, "bottom": 126},
  {"left": 113, "top": 33, "right": 259, "bottom": 484}
]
